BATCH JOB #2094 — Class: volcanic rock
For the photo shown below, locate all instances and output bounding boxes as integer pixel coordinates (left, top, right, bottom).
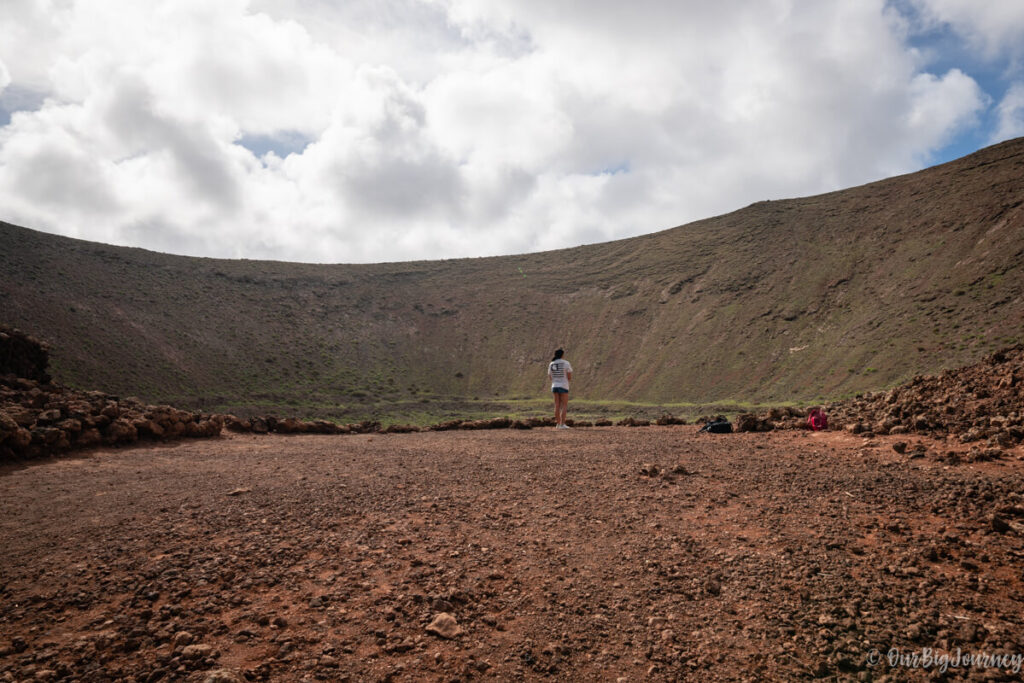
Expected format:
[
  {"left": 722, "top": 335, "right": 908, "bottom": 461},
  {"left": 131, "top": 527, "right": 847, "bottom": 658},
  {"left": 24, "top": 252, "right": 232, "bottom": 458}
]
[{"left": 425, "top": 613, "right": 461, "bottom": 639}]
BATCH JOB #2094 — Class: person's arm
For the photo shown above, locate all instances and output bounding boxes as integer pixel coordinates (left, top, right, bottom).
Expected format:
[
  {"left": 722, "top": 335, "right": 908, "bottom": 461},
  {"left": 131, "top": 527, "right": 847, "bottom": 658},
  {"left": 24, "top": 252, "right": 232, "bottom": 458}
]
[{"left": 567, "top": 370, "right": 573, "bottom": 381}]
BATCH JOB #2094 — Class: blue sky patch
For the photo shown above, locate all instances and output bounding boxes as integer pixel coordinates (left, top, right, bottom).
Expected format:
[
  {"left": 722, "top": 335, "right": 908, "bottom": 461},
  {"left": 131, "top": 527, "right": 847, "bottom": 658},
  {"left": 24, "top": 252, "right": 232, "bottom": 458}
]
[
  {"left": 237, "top": 130, "right": 313, "bottom": 159},
  {"left": 888, "top": 0, "right": 1019, "bottom": 164}
]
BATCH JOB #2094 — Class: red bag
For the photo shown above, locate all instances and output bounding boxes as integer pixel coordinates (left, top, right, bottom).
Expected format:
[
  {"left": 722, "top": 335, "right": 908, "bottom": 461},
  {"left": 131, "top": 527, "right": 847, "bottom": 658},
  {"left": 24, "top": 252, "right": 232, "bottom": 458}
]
[{"left": 807, "top": 408, "right": 828, "bottom": 431}]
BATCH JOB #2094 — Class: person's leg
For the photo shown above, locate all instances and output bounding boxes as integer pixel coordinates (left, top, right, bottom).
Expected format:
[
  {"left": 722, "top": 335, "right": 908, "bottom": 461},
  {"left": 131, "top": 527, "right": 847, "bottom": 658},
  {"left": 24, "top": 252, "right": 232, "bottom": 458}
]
[
  {"left": 561, "top": 392, "right": 569, "bottom": 425},
  {"left": 557, "top": 392, "right": 568, "bottom": 425},
  {"left": 553, "top": 391, "right": 560, "bottom": 425}
]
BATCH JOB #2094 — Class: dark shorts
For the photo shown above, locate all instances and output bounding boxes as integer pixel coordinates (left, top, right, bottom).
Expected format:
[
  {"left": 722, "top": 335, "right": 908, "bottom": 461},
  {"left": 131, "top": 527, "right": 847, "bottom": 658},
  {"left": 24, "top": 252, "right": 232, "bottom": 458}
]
[{"left": 552, "top": 387, "right": 569, "bottom": 394}]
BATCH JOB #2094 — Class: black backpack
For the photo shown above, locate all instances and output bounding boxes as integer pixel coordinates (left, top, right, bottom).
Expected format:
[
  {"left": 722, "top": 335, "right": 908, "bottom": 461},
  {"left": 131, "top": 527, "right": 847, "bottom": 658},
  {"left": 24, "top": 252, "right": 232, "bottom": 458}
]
[{"left": 699, "top": 419, "right": 732, "bottom": 434}]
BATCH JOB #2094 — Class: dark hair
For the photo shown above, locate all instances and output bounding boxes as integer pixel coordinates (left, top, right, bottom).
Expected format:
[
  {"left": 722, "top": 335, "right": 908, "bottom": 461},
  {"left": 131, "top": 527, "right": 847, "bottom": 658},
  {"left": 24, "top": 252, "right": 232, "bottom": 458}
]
[{"left": 552, "top": 348, "right": 564, "bottom": 361}]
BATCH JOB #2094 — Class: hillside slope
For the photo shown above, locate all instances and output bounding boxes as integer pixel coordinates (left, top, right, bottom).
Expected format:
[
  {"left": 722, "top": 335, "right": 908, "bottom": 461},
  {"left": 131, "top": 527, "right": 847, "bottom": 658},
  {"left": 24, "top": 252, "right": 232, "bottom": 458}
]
[{"left": 2, "top": 138, "right": 1023, "bottom": 410}]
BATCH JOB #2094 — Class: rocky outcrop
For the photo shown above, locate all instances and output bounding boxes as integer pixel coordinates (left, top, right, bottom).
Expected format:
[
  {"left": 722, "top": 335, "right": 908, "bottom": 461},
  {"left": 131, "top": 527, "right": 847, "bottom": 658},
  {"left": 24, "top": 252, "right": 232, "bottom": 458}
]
[
  {"left": 0, "top": 327, "right": 51, "bottom": 383},
  {"left": 825, "top": 345, "right": 1024, "bottom": 444},
  {"left": 0, "top": 330, "right": 223, "bottom": 460},
  {"left": 224, "top": 416, "right": 379, "bottom": 435},
  {"left": 0, "top": 375, "right": 224, "bottom": 460}
]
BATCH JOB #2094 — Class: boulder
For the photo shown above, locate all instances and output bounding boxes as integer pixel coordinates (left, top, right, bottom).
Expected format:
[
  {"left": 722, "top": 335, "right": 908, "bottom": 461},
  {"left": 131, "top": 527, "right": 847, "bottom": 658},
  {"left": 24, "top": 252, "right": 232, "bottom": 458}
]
[
  {"left": 9, "top": 427, "right": 32, "bottom": 451},
  {"left": 274, "top": 417, "right": 306, "bottom": 434},
  {"left": 77, "top": 428, "right": 102, "bottom": 447},
  {"left": 383, "top": 423, "right": 420, "bottom": 433},
  {"left": 35, "top": 408, "right": 63, "bottom": 424},
  {"left": 0, "top": 411, "right": 18, "bottom": 443},
  {"left": 735, "top": 414, "right": 760, "bottom": 432},
  {"left": 104, "top": 419, "right": 138, "bottom": 444},
  {"left": 135, "top": 419, "right": 165, "bottom": 438},
  {"left": 224, "top": 415, "right": 251, "bottom": 432},
  {"left": 5, "top": 406, "right": 36, "bottom": 427},
  {"left": 430, "top": 420, "right": 464, "bottom": 431}
]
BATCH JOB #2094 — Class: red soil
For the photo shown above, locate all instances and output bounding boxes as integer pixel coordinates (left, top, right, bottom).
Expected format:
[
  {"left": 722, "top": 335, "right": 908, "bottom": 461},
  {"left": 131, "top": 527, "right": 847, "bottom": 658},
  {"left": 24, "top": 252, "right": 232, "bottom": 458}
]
[{"left": 2, "top": 427, "right": 1023, "bottom": 681}]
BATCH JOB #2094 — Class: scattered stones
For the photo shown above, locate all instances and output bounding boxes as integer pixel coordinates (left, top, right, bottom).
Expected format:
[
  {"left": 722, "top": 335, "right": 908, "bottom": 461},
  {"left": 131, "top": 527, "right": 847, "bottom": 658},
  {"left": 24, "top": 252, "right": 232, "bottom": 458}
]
[
  {"left": 3, "top": 331, "right": 1024, "bottom": 681},
  {"left": 826, "top": 345, "right": 1024, "bottom": 445},
  {"left": 639, "top": 463, "right": 660, "bottom": 477},
  {"left": 2, "top": 421, "right": 1023, "bottom": 681}
]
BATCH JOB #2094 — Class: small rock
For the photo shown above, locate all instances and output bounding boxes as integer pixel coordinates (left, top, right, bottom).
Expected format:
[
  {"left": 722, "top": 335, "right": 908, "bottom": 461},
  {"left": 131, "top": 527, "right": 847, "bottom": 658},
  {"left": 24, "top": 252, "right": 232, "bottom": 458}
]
[
  {"left": 431, "top": 598, "right": 455, "bottom": 613},
  {"left": 181, "top": 643, "right": 213, "bottom": 659},
  {"left": 957, "top": 622, "right": 984, "bottom": 644},
  {"left": 173, "top": 631, "right": 194, "bottom": 646},
  {"left": 991, "top": 514, "right": 1011, "bottom": 533},
  {"left": 203, "top": 670, "right": 244, "bottom": 683},
  {"left": 425, "top": 613, "right": 461, "bottom": 639},
  {"left": 892, "top": 441, "right": 908, "bottom": 454}
]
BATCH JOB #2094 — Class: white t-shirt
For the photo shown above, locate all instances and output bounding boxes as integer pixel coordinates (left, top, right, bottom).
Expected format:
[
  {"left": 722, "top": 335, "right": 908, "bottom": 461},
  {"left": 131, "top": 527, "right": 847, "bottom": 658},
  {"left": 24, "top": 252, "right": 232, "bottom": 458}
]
[{"left": 548, "top": 358, "right": 572, "bottom": 390}]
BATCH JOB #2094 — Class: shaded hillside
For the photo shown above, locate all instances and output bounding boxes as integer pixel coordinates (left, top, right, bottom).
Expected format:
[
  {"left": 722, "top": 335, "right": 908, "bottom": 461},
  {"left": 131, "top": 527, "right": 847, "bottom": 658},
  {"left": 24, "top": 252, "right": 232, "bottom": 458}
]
[{"left": 1, "top": 138, "right": 1023, "bottom": 410}]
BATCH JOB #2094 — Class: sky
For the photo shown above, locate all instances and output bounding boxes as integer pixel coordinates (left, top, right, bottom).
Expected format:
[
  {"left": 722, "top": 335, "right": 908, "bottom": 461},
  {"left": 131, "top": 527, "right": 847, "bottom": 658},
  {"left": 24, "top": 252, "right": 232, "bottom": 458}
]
[{"left": 1, "top": 0, "right": 1023, "bottom": 264}]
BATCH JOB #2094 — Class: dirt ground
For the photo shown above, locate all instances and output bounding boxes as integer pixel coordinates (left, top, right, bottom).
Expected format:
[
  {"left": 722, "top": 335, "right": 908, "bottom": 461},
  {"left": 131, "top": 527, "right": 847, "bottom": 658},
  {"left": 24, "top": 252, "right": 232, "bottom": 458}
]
[{"left": 2, "top": 427, "right": 1023, "bottom": 682}]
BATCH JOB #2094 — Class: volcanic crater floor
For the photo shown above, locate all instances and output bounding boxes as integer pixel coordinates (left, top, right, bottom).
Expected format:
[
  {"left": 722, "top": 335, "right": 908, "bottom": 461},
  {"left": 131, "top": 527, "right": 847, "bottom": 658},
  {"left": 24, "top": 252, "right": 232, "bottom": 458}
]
[{"left": 2, "top": 427, "right": 1023, "bottom": 682}]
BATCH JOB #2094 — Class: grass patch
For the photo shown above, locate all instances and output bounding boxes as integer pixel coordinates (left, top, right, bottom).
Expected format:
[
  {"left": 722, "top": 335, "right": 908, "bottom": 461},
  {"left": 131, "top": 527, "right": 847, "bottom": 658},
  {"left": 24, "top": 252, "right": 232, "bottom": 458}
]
[{"left": 192, "top": 395, "right": 800, "bottom": 426}]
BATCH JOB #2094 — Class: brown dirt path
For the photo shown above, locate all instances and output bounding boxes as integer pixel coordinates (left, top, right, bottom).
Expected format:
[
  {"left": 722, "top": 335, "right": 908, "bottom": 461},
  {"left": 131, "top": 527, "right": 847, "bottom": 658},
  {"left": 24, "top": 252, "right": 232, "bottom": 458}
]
[{"left": 1, "top": 427, "right": 1023, "bottom": 682}]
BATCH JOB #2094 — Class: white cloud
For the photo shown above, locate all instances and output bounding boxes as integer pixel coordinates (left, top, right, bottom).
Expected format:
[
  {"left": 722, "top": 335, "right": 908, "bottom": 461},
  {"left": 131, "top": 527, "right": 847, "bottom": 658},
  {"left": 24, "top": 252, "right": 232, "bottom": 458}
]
[
  {"left": 0, "top": 0, "right": 1004, "bottom": 263},
  {"left": 905, "top": 69, "right": 987, "bottom": 148},
  {"left": 0, "top": 59, "right": 10, "bottom": 96},
  {"left": 910, "top": 0, "right": 1024, "bottom": 62},
  {"left": 992, "top": 82, "right": 1024, "bottom": 143}
]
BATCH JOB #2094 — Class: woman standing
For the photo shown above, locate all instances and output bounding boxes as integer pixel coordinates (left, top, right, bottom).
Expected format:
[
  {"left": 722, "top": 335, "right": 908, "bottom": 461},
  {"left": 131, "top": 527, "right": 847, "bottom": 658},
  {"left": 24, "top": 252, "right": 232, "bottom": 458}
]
[{"left": 548, "top": 348, "right": 573, "bottom": 429}]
